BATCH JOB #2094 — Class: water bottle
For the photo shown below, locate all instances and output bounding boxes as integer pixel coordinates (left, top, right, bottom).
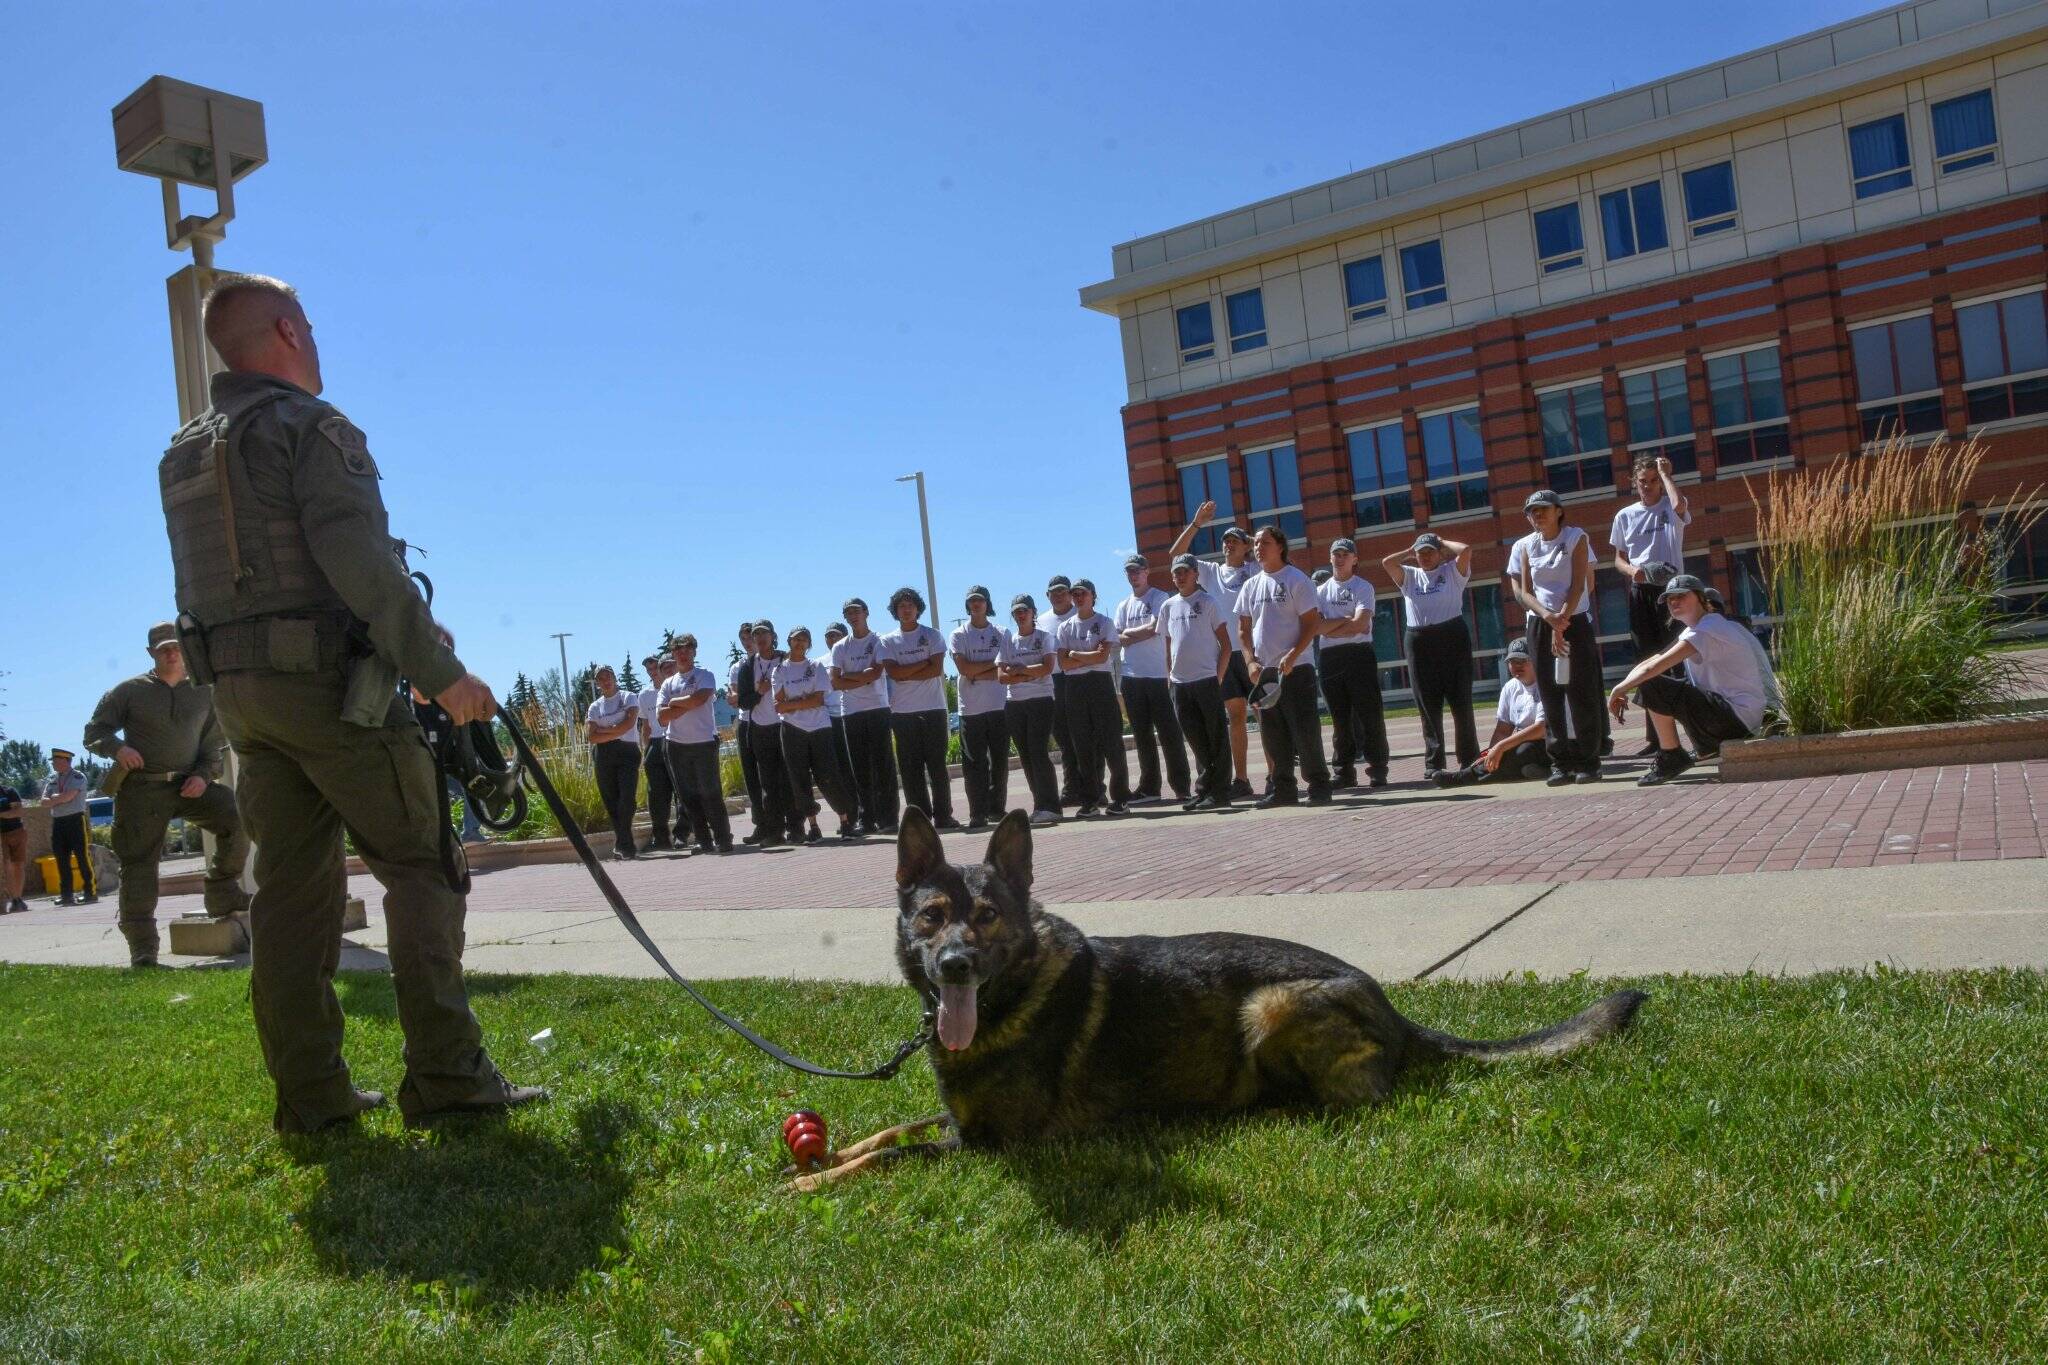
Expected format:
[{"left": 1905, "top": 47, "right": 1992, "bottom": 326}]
[{"left": 1553, "top": 647, "right": 1571, "bottom": 686}]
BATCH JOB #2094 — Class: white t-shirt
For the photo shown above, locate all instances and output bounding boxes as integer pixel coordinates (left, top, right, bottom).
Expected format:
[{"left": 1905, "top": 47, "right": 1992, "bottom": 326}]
[
  {"left": 635, "top": 686, "right": 659, "bottom": 744},
  {"left": 586, "top": 690, "right": 637, "bottom": 746},
  {"left": 1401, "top": 560, "right": 1469, "bottom": 629},
  {"left": 949, "top": 622, "right": 1009, "bottom": 716},
  {"left": 1680, "top": 613, "right": 1775, "bottom": 731},
  {"left": 828, "top": 631, "right": 888, "bottom": 714},
  {"left": 1054, "top": 610, "right": 1118, "bottom": 675},
  {"left": 657, "top": 667, "right": 719, "bottom": 745},
  {"left": 823, "top": 663, "right": 846, "bottom": 719},
  {"left": 1161, "top": 589, "right": 1228, "bottom": 684},
  {"left": 1201, "top": 558, "right": 1254, "bottom": 652},
  {"left": 1315, "top": 573, "right": 1376, "bottom": 652},
  {"left": 1236, "top": 564, "right": 1319, "bottom": 667},
  {"left": 881, "top": 625, "right": 947, "bottom": 713},
  {"left": 772, "top": 657, "right": 834, "bottom": 733},
  {"left": 1114, "top": 588, "right": 1171, "bottom": 680},
  {"left": 1495, "top": 675, "right": 1540, "bottom": 730},
  {"left": 999, "top": 628, "right": 1056, "bottom": 702},
  {"left": 1044, "top": 605, "right": 1077, "bottom": 673},
  {"left": 1507, "top": 525, "right": 1594, "bottom": 620},
  {"left": 749, "top": 654, "right": 783, "bottom": 727},
  {"left": 1609, "top": 497, "right": 1691, "bottom": 572}
]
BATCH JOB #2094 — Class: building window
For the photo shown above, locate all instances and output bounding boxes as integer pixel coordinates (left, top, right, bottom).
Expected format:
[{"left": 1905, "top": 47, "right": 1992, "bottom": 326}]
[
  {"left": 1848, "top": 114, "right": 1913, "bottom": 199},
  {"left": 1537, "top": 381, "right": 1613, "bottom": 495},
  {"left": 1176, "top": 303, "right": 1214, "bottom": 364},
  {"left": 1346, "top": 421, "right": 1413, "bottom": 530},
  {"left": 1728, "top": 545, "right": 1776, "bottom": 641},
  {"left": 1532, "top": 203, "right": 1585, "bottom": 274},
  {"left": 1681, "top": 161, "right": 1738, "bottom": 237},
  {"left": 1849, "top": 314, "right": 1943, "bottom": 442},
  {"left": 1243, "top": 442, "right": 1304, "bottom": 542},
  {"left": 1598, "top": 180, "right": 1668, "bottom": 261},
  {"left": 1469, "top": 581, "right": 1507, "bottom": 684},
  {"left": 1621, "top": 362, "right": 1697, "bottom": 475},
  {"left": 1400, "top": 240, "right": 1447, "bottom": 309},
  {"left": 1595, "top": 552, "right": 1717, "bottom": 672},
  {"left": 1417, "top": 406, "right": 1488, "bottom": 516},
  {"left": 1177, "top": 456, "right": 1234, "bottom": 556},
  {"left": 1706, "top": 345, "right": 1791, "bottom": 469},
  {"left": 1343, "top": 256, "right": 1388, "bottom": 321},
  {"left": 1225, "top": 289, "right": 1267, "bottom": 353},
  {"left": 1373, "top": 598, "right": 1409, "bottom": 694},
  {"left": 1989, "top": 509, "right": 2048, "bottom": 622},
  {"left": 1931, "top": 90, "right": 1998, "bottom": 175},
  {"left": 1957, "top": 289, "right": 2048, "bottom": 425}
]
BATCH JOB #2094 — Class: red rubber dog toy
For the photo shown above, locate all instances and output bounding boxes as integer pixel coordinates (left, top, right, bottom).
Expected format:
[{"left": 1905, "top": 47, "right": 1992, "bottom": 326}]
[{"left": 782, "top": 1110, "right": 828, "bottom": 1170}]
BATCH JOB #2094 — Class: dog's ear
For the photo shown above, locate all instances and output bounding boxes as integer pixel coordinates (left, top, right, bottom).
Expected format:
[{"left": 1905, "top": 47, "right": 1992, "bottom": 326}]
[
  {"left": 983, "top": 810, "right": 1033, "bottom": 893},
  {"left": 896, "top": 807, "right": 944, "bottom": 890}
]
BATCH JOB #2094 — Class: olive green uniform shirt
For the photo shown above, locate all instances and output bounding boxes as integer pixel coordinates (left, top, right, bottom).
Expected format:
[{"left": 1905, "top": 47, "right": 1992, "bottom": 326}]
[{"left": 83, "top": 673, "right": 228, "bottom": 780}]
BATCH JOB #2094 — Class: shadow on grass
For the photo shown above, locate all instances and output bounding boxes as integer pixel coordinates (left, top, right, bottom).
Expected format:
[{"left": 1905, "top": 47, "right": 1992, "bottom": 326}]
[
  {"left": 334, "top": 968, "right": 520, "bottom": 1019},
  {"left": 293, "top": 1099, "right": 639, "bottom": 1302}
]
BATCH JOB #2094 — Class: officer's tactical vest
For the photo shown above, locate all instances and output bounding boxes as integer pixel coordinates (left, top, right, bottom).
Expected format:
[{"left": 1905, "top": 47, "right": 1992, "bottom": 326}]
[{"left": 159, "top": 390, "right": 342, "bottom": 628}]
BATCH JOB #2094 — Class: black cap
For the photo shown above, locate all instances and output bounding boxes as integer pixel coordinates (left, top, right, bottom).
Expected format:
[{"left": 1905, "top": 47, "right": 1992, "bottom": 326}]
[
  {"left": 752, "top": 618, "right": 775, "bottom": 634},
  {"left": 738, "top": 621, "right": 756, "bottom": 634},
  {"left": 1171, "top": 553, "right": 1199, "bottom": 573},
  {"left": 1123, "top": 553, "right": 1147, "bottom": 571},
  {"left": 1046, "top": 574, "right": 1071, "bottom": 592},
  {"left": 1072, "top": 577, "right": 1097, "bottom": 596},
  {"left": 1411, "top": 532, "right": 1444, "bottom": 553},
  {"left": 1329, "top": 537, "right": 1357, "bottom": 555},
  {"left": 1523, "top": 489, "right": 1563, "bottom": 511},
  {"left": 842, "top": 596, "right": 867, "bottom": 614},
  {"left": 825, "top": 622, "right": 848, "bottom": 637},
  {"left": 1221, "top": 526, "right": 1251, "bottom": 543},
  {"left": 965, "top": 584, "right": 991, "bottom": 606},
  {"left": 1312, "top": 567, "right": 1333, "bottom": 583},
  {"left": 1505, "top": 638, "right": 1532, "bottom": 661},
  {"left": 1010, "top": 593, "right": 1036, "bottom": 613},
  {"left": 1660, "top": 573, "right": 1710, "bottom": 601}
]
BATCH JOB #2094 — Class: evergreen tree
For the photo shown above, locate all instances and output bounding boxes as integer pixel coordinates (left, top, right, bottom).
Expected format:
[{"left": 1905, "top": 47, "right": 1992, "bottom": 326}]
[
  {"left": 572, "top": 663, "right": 600, "bottom": 716},
  {"left": 508, "top": 672, "right": 538, "bottom": 714},
  {"left": 619, "top": 655, "right": 643, "bottom": 692}
]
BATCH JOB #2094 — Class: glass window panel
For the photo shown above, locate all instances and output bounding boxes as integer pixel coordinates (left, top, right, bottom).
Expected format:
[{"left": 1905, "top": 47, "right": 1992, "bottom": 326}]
[
  {"left": 1931, "top": 90, "right": 1997, "bottom": 162},
  {"left": 1533, "top": 204, "right": 1584, "bottom": 267},
  {"left": 1451, "top": 406, "right": 1484, "bottom": 473},
  {"left": 1657, "top": 366, "right": 1692, "bottom": 437},
  {"left": 1343, "top": 257, "right": 1387, "bottom": 313},
  {"left": 1957, "top": 299, "right": 2004, "bottom": 382},
  {"left": 1849, "top": 115, "right": 1912, "bottom": 196},
  {"left": 1599, "top": 189, "right": 1635, "bottom": 260},
  {"left": 1744, "top": 348, "right": 1785, "bottom": 420},
  {"left": 1851, "top": 325, "right": 1898, "bottom": 401},
  {"left": 1681, "top": 161, "right": 1737, "bottom": 227},
  {"left": 1419, "top": 413, "right": 1455, "bottom": 480},
  {"left": 1373, "top": 602, "right": 1402, "bottom": 664},
  {"left": 2006, "top": 292, "right": 2048, "bottom": 376},
  {"left": 1400, "top": 241, "right": 1447, "bottom": 307},
  {"left": 1707, "top": 354, "right": 1747, "bottom": 426},
  {"left": 1573, "top": 383, "right": 1607, "bottom": 452},
  {"left": 1226, "top": 289, "right": 1264, "bottom": 338},
  {"left": 1470, "top": 583, "right": 1504, "bottom": 652},
  {"left": 1538, "top": 390, "right": 1574, "bottom": 457},
  {"left": 1272, "top": 446, "right": 1300, "bottom": 508},
  {"left": 1892, "top": 315, "right": 1937, "bottom": 395},
  {"left": 1631, "top": 181, "right": 1668, "bottom": 252},
  {"left": 1622, "top": 371, "right": 1658, "bottom": 443},
  {"left": 1176, "top": 303, "right": 1213, "bottom": 361}
]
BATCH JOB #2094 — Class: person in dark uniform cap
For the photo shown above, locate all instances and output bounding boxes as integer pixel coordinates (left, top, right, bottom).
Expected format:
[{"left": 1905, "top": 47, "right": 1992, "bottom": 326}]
[
  {"left": 585, "top": 665, "right": 641, "bottom": 859},
  {"left": 829, "top": 599, "right": 898, "bottom": 834},
  {"left": 1114, "top": 554, "right": 1191, "bottom": 803},
  {"left": 1055, "top": 578, "right": 1133, "bottom": 816},
  {"left": 880, "top": 588, "right": 958, "bottom": 828},
  {"left": 1166, "top": 503, "right": 1258, "bottom": 799},
  {"left": 1381, "top": 530, "right": 1480, "bottom": 780},
  {"left": 748, "top": 622, "right": 805, "bottom": 846},
  {"left": 1315, "top": 538, "right": 1390, "bottom": 789},
  {"left": 158, "top": 272, "right": 541, "bottom": 1131},
  {"left": 1432, "top": 638, "right": 1550, "bottom": 787},
  {"left": 40, "top": 748, "right": 95, "bottom": 906},
  {"left": 949, "top": 586, "right": 1010, "bottom": 829},
  {"left": 1042, "top": 575, "right": 1085, "bottom": 806},
  {"left": 83, "top": 620, "right": 251, "bottom": 965}
]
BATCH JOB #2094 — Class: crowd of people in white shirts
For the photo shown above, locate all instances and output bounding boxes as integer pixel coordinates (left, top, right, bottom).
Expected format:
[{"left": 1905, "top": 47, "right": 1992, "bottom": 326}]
[{"left": 572, "top": 452, "right": 1777, "bottom": 857}]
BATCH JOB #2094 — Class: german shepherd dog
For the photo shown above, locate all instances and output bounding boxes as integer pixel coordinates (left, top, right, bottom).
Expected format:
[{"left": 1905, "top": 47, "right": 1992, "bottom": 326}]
[{"left": 791, "top": 808, "right": 1646, "bottom": 1189}]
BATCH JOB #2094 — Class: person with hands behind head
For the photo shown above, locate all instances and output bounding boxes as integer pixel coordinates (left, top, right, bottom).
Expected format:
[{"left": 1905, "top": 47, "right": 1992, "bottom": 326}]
[
  {"left": 1382, "top": 531, "right": 1479, "bottom": 779},
  {"left": 1609, "top": 453, "right": 1693, "bottom": 756},
  {"left": 1508, "top": 489, "right": 1603, "bottom": 787}
]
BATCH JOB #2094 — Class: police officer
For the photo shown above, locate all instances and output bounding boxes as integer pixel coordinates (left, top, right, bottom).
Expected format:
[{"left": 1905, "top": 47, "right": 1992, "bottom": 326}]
[
  {"left": 1114, "top": 554, "right": 1192, "bottom": 803},
  {"left": 1160, "top": 553, "right": 1233, "bottom": 809},
  {"left": 1433, "top": 639, "right": 1551, "bottom": 787},
  {"left": 997, "top": 593, "right": 1061, "bottom": 826},
  {"left": 83, "top": 620, "right": 251, "bottom": 965},
  {"left": 160, "top": 273, "right": 540, "bottom": 1131},
  {"left": 40, "top": 749, "right": 95, "bottom": 906},
  {"left": 949, "top": 586, "right": 1010, "bottom": 830},
  {"left": 1042, "top": 574, "right": 1085, "bottom": 807},
  {"left": 1315, "top": 539, "right": 1390, "bottom": 789}
]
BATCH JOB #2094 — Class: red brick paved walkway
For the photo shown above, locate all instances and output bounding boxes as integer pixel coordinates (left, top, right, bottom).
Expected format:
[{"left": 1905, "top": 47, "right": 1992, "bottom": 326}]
[{"left": 416, "top": 758, "right": 2047, "bottom": 915}]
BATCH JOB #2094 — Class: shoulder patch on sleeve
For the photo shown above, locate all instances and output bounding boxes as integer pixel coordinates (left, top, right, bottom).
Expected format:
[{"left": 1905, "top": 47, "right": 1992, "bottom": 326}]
[{"left": 317, "top": 415, "right": 379, "bottom": 478}]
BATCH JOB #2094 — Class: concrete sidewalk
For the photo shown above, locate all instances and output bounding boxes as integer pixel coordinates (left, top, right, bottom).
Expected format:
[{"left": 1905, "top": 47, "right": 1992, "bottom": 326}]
[{"left": 6, "top": 859, "right": 2040, "bottom": 984}]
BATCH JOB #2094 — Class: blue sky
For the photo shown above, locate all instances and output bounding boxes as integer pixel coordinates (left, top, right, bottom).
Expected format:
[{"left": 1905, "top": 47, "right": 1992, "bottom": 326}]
[{"left": 1, "top": 0, "right": 1868, "bottom": 746}]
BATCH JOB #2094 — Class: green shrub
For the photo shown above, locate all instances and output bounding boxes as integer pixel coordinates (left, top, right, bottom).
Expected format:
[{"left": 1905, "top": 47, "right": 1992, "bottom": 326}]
[
  {"left": 720, "top": 753, "right": 745, "bottom": 798},
  {"left": 1754, "top": 433, "right": 2039, "bottom": 735}
]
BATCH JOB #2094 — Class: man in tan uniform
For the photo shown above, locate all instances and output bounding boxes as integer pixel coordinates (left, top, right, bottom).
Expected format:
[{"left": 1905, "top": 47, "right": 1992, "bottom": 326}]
[
  {"left": 158, "top": 272, "right": 542, "bottom": 1133},
  {"left": 83, "top": 621, "right": 251, "bottom": 966}
]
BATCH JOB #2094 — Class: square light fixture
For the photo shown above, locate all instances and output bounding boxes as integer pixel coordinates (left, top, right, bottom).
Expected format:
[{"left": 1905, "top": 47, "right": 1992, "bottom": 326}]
[{"left": 113, "top": 76, "right": 266, "bottom": 188}]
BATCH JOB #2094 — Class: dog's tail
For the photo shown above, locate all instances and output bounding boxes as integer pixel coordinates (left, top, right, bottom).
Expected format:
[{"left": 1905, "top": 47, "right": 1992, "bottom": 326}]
[{"left": 1404, "top": 988, "right": 1648, "bottom": 1062}]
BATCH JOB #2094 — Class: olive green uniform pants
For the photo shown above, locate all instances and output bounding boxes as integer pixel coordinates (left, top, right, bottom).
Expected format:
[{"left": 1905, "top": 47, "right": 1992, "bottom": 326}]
[
  {"left": 213, "top": 668, "right": 500, "bottom": 1128},
  {"left": 110, "top": 779, "right": 250, "bottom": 961}
]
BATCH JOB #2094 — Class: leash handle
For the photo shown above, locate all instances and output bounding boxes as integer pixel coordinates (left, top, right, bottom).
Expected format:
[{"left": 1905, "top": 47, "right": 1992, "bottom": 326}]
[{"left": 497, "top": 708, "right": 933, "bottom": 1081}]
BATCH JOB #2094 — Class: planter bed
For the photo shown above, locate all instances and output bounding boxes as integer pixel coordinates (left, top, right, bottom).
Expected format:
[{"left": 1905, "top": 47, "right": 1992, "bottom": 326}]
[{"left": 1719, "top": 714, "right": 2048, "bottom": 782}]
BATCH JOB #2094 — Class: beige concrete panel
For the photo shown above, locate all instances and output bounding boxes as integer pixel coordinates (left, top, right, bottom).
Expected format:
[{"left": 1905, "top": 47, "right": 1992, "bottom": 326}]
[
  {"left": 1778, "top": 34, "right": 1836, "bottom": 81},
  {"left": 1391, "top": 215, "right": 1443, "bottom": 246},
  {"left": 1667, "top": 67, "right": 1730, "bottom": 115},
  {"left": 1260, "top": 271, "right": 1308, "bottom": 348},
  {"left": 1475, "top": 129, "right": 1523, "bottom": 170},
  {"left": 1994, "top": 36, "right": 2048, "bottom": 75},
  {"left": 1520, "top": 113, "right": 1575, "bottom": 156},
  {"left": 1387, "top": 155, "right": 1436, "bottom": 194},
  {"left": 1495, "top": 284, "right": 1543, "bottom": 315},
  {"left": 1590, "top": 152, "right": 1663, "bottom": 189},
  {"left": 1137, "top": 307, "right": 1178, "bottom": 382},
  {"left": 1130, "top": 236, "right": 1167, "bottom": 271},
  {"left": 1443, "top": 220, "right": 1494, "bottom": 303},
  {"left": 2000, "top": 62, "right": 2048, "bottom": 164},
  {"left": 1259, "top": 256, "right": 1302, "bottom": 282},
  {"left": 1916, "top": 0, "right": 1992, "bottom": 42},
  {"left": 1481, "top": 188, "right": 1530, "bottom": 216},
  {"left": 1735, "top": 139, "right": 1799, "bottom": 228},
  {"left": 1119, "top": 315, "right": 1143, "bottom": 384},
  {"left": 1604, "top": 250, "right": 1679, "bottom": 290},
  {"left": 1840, "top": 83, "right": 1912, "bottom": 123},
  {"left": 1254, "top": 199, "right": 1295, "bottom": 234},
  {"left": 1733, "top": 117, "right": 1788, "bottom": 151},
  {"left": 1725, "top": 51, "right": 1783, "bottom": 97},
  {"left": 1800, "top": 206, "right": 1858, "bottom": 242},
  {"left": 1538, "top": 270, "right": 1596, "bottom": 306},
  {"left": 1833, "top": 12, "right": 1905, "bottom": 65},
  {"left": 1921, "top": 55, "right": 1997, "bottom": 99},
  {"left": 1220, "top": 263, "right": 1264, "bottom": 293},
  {"left": 1164, "top": 224, "right": 1209, "bottom": 261},
  {"left": 1344, "top": 315, "right": 1397, "bottom": 352},
  {"left": 1434, "top": 142, "right": 1480, "bottom": 182},
  {"left": 1585, "top": 88, "right": 1658, "bottom": 137},
  {"left": 1672, "top": 132, "right": 1736, "bottom": 168},
  {"left": 1330, "top": 173, "right": 1378, "bottom": 211},
  {"left": 1170, "top": 281, "right": 1213, "bottom": 308},
  {"left": 1213, "top": 210, "right": 1257, "bottom": 247},
  {"left": 1450, "top": 296, "right": 1501, "bottom": 328},
  {"left": 1686, "top": 229, "right": 1751, "bottom": 270},
  {"left": 2007, "top": 154, "right": 2048, "bottom": 190},
  {"left": 1483, "top": 210, "right": 1540, "bottom": 293},
  {"left": 1442, "top": 201, "right": 1485, "bottom": 230},
  {"left": 1300, "top": 260, "right": 1347, "bottom": 339},
  {"left": 1784, "top": 103, "right": 1843, "bottom": 135},
  {"left": 1295, "top": 243, "right": 1338, "bottom": 266},
  {"left": 1787, "top": 126, "right": 1854, "bottom": 216},
  {"left": 1934, "top": 163, "right": 2010, "bottom": 208},
  {"left": 1292, "top": 186, "right": 1334, "bottom": 224}
]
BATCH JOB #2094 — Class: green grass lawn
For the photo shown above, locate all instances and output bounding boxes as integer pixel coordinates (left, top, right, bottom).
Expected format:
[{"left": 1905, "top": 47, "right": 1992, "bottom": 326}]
[{"left": 2, "top": 965, "right": 2042, "bottom": 1361}]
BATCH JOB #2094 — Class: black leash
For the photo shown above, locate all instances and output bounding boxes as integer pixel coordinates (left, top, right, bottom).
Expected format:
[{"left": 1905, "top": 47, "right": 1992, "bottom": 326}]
[{"left": 496, "top": 708, "right": 934, "bottom": 1082}]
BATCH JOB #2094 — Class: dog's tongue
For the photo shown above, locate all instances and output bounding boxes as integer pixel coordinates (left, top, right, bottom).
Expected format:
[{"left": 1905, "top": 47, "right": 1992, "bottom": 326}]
[{"left": 937, "top": 982, "right": 978, "bottom": 1051}]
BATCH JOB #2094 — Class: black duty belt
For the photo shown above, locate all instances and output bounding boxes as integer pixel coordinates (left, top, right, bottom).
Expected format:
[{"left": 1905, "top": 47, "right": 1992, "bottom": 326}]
[{"left": 204, "top": 613, "right": 359, "bottom": 674}]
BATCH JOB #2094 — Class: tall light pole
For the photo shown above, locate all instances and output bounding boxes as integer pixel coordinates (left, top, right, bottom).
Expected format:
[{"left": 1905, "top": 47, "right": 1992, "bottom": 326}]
[
  {"left": 896, "top": 472, "right": 940, "bottom": 630},
  {"left": 551, "top": 632, "right": 575, "bottom": 730}
]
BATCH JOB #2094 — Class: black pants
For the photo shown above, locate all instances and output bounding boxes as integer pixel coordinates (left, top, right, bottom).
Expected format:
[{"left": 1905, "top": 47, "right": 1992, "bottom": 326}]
[
  {"left": 50, "top": 812, "right": 95, "bottom": 899},
  {"left": 959, "top": 710, "right": 1010, "bottom": 822},
  {"left": 1318, "top": 644, "right": 1390, "bottom": 782},
  {"left": 664, "top": 738, "right": 732, "bottom": 849},
  {"left": 1172, "top": 677, "right": 1230, "bottom": 802},
  {"left": 1121, "top": 675, "right": 1190, "bottom": 799},
  {"left": 736, "top": 717, "right": 766, "bottom": 836},
  {"left": 891, "top": 710, "right": 954, "bottom": 822},
  {"left": 643, "top": 737, "right": 682, "bottom": 848},
  {"left": 1052, "top": 673, "right": 1082, "bottom": 803},
  {"left": 1441, "top": 738, "right": 1549, "bottom": 786},
  {"left": 593, "top": 739, "right": 642, "bottom": 856},
  {"left": 1638, "top": 676, "right": 1754, "bottom": 751},
  {"left": 781, "top": 723, "right": 854, "bottom": 826},
  {"left": 749, "top": 721, "right": 802, "bottom": 840},
  {"left": 1531, "top": 615, "right": 1605, "bottom": 774},
  {"left": 1629, "top": 582, "right": 1679, "bottom": 744},
  {"left": 843, "top": 708, "right": 898, "bottom": 830},
  {"left": 1405, "top": 618, "right": 1479, "bottom": 773},
  {"left": 1006, "top": 697, "right": 1059, "bottom": 814},
  {"left": 1066, "top": 672, "right": 1132, "bottom": 809},
  {"left": 1259, "top": 664, "right": 1331, "bottom": 798}
]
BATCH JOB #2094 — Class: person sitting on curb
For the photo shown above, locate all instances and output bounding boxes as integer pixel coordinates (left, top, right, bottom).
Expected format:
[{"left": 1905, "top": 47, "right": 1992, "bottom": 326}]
[
  {"left": 1606, "top": 574, "right": 1779, "bottom": 786},
  {"left": 1433, "top": 638, "right": 1550, "bottom": 787}
]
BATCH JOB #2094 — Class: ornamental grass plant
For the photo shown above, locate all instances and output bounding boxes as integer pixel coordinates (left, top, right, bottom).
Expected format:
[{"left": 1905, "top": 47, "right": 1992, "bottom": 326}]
[{"left": 1752, "top": 432, "right": 2038, "bottom": 735}]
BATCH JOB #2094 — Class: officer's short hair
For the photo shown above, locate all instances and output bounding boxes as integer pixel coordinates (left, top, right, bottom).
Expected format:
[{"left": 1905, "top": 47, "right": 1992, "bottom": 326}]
[
  {"left": 888, "top": 586, "right": 925, "bottom": 617},
  {"left": 202, "top": 273, "right": 301, "bottom": 365}
]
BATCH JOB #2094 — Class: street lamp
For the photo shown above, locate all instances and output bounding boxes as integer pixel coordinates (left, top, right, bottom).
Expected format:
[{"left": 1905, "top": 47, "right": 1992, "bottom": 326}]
[
  {"left": 111, "top": 76, "right": 267, "bottom": 423},
  {"left": 551, "top": 633, "right": 575, "bottom": 731},
  {"left": 896, "top": 472, "right": 941, "bottom": 630}
]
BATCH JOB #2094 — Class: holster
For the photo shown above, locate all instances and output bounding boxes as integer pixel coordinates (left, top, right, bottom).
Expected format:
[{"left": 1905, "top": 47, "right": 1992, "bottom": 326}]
[
  {"left": 342, "top": 652, "right": 404, "bottom": 728},
  {"left": 100, "top": 764, "right": 129, "bottom": 798},
  {"left": 175, "top": 613, "right": 217, "bottom": 685}
]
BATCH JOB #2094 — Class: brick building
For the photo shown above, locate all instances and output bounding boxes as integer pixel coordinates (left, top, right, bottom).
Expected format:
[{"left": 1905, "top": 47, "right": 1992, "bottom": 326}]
[{"left": 1080, "top": 0, "right": 2048, "bottom": 695}]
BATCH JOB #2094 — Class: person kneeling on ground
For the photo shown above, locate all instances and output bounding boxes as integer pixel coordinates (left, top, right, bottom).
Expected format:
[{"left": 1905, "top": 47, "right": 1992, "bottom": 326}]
[
  {"left": 1434, "top": 638, "right": 1549, "bottom": 787},
  {"left": 1606, "top": 574, "right": 1778, "bottom": 787}
]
